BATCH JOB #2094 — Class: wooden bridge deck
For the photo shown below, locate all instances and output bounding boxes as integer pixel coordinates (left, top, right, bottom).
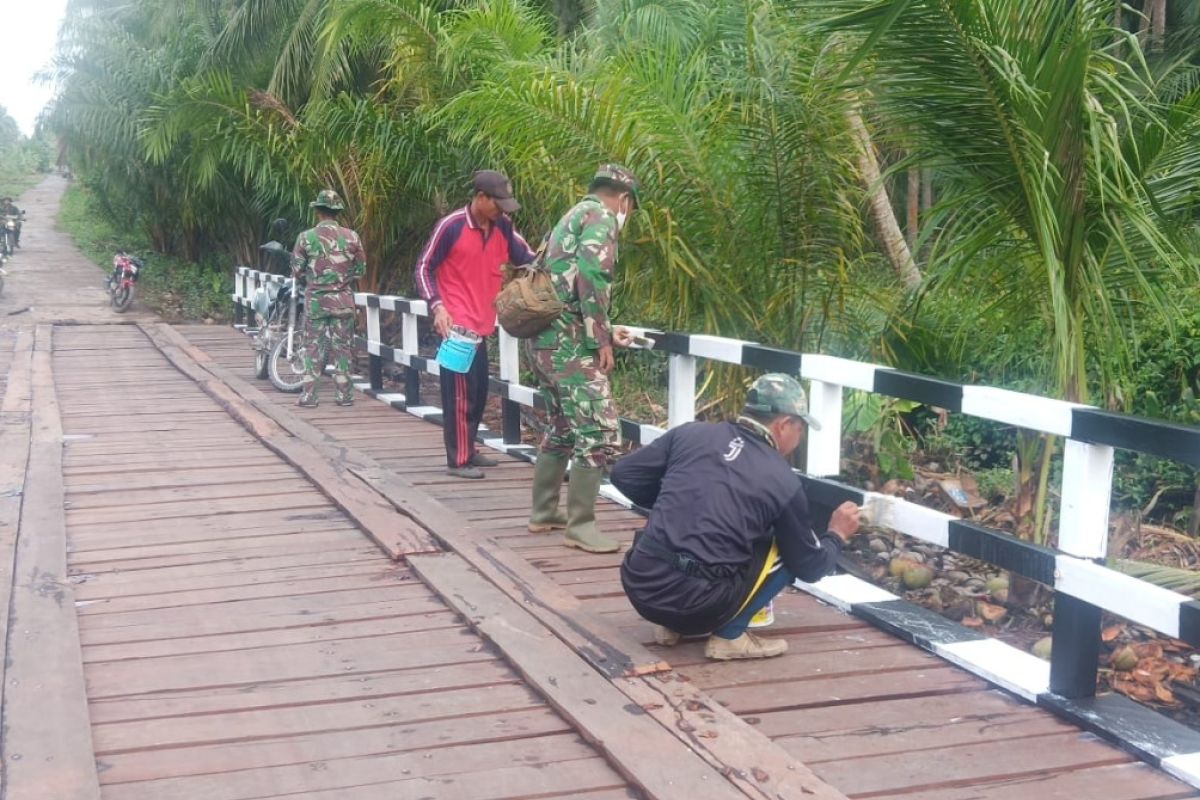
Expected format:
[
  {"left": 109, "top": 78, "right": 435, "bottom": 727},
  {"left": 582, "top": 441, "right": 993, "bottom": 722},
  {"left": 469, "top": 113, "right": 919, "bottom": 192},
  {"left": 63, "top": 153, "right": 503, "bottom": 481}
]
[
  {"left": 0, "top": 317, "right": 1194, "bottom": 799},
  {"left": 167, "top": 321, "right": 1197, "bottom": 800}
]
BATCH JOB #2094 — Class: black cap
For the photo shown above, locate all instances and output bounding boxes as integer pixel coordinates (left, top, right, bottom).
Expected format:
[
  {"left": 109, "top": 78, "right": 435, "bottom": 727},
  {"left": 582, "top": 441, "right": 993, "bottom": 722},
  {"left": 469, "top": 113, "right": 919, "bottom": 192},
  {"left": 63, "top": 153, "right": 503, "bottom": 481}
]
[{"left": 472, "top": 170, "right": 520, "bottom": 214}]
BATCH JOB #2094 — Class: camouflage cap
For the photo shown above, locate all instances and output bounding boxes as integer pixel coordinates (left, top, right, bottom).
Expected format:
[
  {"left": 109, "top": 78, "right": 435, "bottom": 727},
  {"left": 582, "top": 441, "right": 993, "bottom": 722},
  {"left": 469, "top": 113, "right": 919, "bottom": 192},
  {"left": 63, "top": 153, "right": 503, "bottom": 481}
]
[
  {"left": 592, "top": 163, "right": 641, "bottom": 206},
  {"left": 310, "top": 189, "right": 345, "bottom": 211},
  {"left": 744, "top": 373, "right": 821, "bottom": 430}
]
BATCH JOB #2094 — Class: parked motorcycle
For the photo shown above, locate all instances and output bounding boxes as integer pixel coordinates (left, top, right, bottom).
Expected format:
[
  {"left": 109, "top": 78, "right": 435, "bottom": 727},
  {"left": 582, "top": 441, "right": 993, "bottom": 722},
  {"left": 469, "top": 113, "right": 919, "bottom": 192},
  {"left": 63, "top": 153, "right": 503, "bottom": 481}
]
[
  {"left": 1, "top": 213, "right": 21, "bottom": 257},
  {"left": 248, "top": 220, "right": 307, "bottom": 393},
  {"left": 106, "top": 251, "right": 143, "bottom": 312}
]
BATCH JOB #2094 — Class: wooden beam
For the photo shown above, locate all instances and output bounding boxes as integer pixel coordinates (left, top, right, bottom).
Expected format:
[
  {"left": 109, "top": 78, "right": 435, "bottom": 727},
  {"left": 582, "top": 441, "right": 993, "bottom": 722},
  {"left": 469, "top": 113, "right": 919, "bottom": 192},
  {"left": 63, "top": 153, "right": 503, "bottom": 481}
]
[
  {"left": 3, "top": 325, "right": 102, "bottom": 800},
  {"left": 407, "top": 551, "right": 749, "bottom": 800},
  {"left": 140, "top": 322, "right": 667, "bottom": 678}
]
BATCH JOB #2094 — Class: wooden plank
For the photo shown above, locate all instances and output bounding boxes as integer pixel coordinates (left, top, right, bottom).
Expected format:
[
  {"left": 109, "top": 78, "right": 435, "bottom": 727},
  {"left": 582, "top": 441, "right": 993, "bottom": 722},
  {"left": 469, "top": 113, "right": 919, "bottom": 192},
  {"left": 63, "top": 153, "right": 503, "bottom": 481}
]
[
  {"left": 84, "top": 627, "right": 488, "bottom": 697},
  {"left": 809, "top": 731, "right": 1133, "bottom": 796},
  {"left": 102, "top": 734, "right": 600, "bottom": 800},
  {"left": 147, "top": 321, "right": 666, "bottom": 678},
  {"left": 92, "top": 681, "right": 544, "bottom": 755},
  {"left": 408, "top": 551, "right": 779, "bottom": 800},
  {"left": 2, "top": 326, "right": 102, "bottom": 799},
  {"left": 87, "top": 659, "right": 519, "bottom": 723},
  {"left": 98, "top": 709, "right": 571, "bottom": 785},
  {"left": 83, "top": 608, "right": 459, "bottom": 662},
  {"left": 869, "top": 762, "right": 1198, "bottom": 800}
]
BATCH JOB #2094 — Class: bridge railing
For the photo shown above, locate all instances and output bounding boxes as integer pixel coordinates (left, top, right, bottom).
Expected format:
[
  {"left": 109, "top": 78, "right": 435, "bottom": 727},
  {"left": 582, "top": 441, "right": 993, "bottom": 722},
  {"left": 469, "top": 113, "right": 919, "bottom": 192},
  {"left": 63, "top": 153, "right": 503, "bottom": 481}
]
[
  {"left": 231, "top": 266, "right": 288, "bottom": 329},
  {"left": 229, "top": 276, "right": 1200, "bottom": 703}
]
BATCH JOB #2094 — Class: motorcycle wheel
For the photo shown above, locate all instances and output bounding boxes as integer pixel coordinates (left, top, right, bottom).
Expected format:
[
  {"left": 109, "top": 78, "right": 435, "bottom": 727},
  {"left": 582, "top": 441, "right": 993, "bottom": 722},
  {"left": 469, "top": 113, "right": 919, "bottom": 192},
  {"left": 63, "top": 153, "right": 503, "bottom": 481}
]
[
  {"left": 112, "top": 284, "right": 134, "bottom": 312},
  {"left": 267, "top": 334, "right": 306, "bottom": 393}
]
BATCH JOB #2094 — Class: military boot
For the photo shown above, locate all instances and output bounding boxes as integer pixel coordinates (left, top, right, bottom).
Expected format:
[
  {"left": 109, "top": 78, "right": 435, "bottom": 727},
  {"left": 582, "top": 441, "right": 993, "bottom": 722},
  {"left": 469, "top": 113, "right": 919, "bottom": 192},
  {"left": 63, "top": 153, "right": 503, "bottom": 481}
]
[
  {"left": 528, "top": 452, "right": 569, "bottom": 533},
  {"left": 562, "top": 465, "right": 620, "bottom": 553}
]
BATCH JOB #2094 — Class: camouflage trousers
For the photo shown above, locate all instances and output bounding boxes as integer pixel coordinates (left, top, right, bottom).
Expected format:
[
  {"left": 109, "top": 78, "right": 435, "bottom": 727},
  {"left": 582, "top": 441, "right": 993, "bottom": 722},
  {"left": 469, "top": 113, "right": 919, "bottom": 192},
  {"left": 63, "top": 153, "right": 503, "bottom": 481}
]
[
  {"left": 300, "top": 314, "right": 355, "bottom": 405},
  {"left": 526, "top": 342, "right": 619, "bottom": 468}
]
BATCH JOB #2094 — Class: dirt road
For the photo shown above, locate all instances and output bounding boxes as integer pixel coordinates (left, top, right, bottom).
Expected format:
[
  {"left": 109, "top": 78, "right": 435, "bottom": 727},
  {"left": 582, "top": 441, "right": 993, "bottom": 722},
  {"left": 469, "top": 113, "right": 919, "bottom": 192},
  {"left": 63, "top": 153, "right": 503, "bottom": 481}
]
[{"left": 0, "top": 175, "right": 157, "bottom": 328}]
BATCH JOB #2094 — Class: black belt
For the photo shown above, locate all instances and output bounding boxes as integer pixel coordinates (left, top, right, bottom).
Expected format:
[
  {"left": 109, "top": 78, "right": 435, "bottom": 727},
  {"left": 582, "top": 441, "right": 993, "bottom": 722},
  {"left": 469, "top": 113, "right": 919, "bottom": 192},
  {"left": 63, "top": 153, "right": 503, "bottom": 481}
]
[{"left": 633, "top": 530, "right": 732, "bottom": 582}]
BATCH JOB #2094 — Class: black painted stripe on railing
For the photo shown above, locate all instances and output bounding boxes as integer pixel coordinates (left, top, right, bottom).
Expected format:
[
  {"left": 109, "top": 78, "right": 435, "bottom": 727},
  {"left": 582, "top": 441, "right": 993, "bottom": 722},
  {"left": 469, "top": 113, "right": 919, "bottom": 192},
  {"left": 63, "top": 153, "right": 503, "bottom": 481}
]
[
  {"left": 797, "top": 475, "right": 865, "bottom": 510},
  {"left": 645, "top": 331, "right": 689, "bottom": 356},
  {"left": 742, "top": 344, "right": 802, "bottom": 374},
  {"left": 1071, "top": 408, "right": 1200, "bottom": 468},
  {"left": 873, "top": 370, "right": 964, "bottom": 412},
  {"left": 366, "top": 294, "right": 380, "bottom": 308},
  {"left": 1179, "top": 601, "right": 1200, "bottom": 646},
  {"left": 947, "top": 520, "right": 1057, "bottom": 586}
]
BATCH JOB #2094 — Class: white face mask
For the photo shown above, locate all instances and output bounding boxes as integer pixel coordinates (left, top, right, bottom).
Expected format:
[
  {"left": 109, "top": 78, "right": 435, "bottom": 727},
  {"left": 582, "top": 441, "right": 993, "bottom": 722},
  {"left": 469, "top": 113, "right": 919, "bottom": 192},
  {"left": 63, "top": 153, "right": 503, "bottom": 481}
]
[{"left": 615, "top": 195, "right": 630, "bottom": 231}]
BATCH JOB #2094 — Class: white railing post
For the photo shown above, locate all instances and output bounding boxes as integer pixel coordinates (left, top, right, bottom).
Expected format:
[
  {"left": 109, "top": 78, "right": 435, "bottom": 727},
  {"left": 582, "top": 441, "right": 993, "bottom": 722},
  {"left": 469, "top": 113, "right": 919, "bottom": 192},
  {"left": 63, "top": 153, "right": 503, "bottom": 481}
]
[
  {"left": 498, "top": 328, "right": 520, "bottom": 383},
  {"left": 1057, "top": 439, "right": 1115, "bottom": 559},
  {"left": 805, "top": 379, "right": 843, "bottom": 477},
  {"left": 401, "top": 310, "right": 421, "bottom": 405},
  {"left": 366, "top": 300, "right": 382, "bottom": 391},
  {"left": 667, "top": 354, "right": 697, "bottom": 428}
]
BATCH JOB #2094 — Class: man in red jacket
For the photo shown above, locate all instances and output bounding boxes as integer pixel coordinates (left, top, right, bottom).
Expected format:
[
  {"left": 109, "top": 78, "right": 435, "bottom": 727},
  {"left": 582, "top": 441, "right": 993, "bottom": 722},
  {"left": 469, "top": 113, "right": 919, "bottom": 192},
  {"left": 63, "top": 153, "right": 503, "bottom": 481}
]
[{"left": 415, "top": 171, "right": 536, "bottom": 478}]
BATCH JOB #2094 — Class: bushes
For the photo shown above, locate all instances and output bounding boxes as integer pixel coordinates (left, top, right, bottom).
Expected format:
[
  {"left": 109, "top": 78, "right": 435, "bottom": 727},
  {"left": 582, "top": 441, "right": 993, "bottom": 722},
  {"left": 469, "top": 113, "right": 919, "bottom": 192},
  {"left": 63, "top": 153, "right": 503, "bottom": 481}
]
[{"left": 58, "top": 183, "right": 232, "bottom": 322}]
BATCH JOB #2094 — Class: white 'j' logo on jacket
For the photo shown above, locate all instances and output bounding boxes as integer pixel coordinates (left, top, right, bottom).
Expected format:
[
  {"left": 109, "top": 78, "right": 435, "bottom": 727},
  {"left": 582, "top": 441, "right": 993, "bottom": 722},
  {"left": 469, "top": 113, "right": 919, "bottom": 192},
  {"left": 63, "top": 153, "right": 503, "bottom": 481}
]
[{"left": 723, "top": 436, "right": 745, "bottom": 462}]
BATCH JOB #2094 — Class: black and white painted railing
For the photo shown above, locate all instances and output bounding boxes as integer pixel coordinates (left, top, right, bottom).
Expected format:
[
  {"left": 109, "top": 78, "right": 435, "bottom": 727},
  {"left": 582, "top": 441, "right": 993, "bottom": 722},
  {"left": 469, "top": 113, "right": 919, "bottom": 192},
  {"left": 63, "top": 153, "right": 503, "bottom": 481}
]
[
  {"left": 230, "top": 277, "right": 1200, "bottom": 785},
  {"left": 231, "top": 266, "right": 288, "bottom": 329}
]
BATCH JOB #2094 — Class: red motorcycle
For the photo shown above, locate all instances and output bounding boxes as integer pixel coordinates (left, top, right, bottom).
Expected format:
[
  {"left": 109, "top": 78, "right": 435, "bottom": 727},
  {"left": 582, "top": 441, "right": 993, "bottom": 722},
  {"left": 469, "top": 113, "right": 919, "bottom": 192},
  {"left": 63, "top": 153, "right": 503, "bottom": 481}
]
[{"left": 106, "top": 251, "right": 143, "bottom": 312}]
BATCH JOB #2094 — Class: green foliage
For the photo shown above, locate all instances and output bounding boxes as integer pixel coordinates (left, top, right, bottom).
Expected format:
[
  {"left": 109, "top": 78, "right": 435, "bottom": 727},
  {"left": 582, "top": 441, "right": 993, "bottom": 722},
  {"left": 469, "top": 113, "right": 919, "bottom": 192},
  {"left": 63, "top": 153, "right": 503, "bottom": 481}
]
[
  {"left": 844, "top": 391, "right": 920, "bottom": 481},
  {"left": 58, "top": 184, "right": 231, "bottom": 321}
]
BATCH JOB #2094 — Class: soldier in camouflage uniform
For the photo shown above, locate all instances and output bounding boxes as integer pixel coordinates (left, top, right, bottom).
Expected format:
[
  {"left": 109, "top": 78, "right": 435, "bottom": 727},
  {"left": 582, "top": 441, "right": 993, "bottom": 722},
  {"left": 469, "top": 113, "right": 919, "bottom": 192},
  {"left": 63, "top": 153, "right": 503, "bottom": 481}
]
[
  {"left": 525, "top": 164, "right": 641, "bottom": 554},
  {"left": 291, "top": 189, "right": 366, "bottom": 408}
]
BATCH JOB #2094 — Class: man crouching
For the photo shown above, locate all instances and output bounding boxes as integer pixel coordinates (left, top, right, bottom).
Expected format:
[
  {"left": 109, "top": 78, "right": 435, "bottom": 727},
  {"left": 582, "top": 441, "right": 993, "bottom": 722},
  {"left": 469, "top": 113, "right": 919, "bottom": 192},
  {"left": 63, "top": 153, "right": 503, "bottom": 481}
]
[{"left": 615, "top": 373, "right": 861, "bottom": 660}]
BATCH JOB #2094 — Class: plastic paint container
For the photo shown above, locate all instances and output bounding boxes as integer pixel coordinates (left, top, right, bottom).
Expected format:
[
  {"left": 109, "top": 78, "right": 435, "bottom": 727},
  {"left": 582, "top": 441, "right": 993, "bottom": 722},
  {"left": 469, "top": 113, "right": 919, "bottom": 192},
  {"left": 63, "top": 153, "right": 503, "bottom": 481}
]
[
  {"left": 748, "top": 601, "right": 774, "bottom": 628},
  {"left": 436, "top": 326, "right": 481, "bottom": 373}
]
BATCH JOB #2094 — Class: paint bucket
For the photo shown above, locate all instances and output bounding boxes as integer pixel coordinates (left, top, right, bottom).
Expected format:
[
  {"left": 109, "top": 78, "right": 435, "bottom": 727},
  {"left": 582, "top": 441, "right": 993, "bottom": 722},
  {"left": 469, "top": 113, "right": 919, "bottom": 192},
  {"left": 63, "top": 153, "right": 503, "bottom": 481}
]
[
  {"left": 748, "top": 601, "right": 774, "bottom": 629},
  {"left": 436, "top": 326, "right": 481, "bottom": 373}
]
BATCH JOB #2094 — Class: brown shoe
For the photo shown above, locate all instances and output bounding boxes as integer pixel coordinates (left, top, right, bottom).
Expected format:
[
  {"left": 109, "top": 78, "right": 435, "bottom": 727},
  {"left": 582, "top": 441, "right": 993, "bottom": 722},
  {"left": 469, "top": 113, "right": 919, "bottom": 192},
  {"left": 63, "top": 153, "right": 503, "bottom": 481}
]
[
  {"left": 469, "top": 452, "right": 499, "bottom": 467},
  {"left": 653, "top": 625, "right": 681, "bottom": 647},
  {"left": 704, "top": 632, "right": 788, "bottom": 661}
]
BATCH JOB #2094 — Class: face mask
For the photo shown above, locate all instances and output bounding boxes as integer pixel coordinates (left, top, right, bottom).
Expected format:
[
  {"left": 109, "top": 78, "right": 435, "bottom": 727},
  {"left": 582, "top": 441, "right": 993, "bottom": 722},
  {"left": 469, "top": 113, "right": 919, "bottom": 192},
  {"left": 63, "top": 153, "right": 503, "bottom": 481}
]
[{"left": 615, "top": 195, "right": 630, "bottom": 231}]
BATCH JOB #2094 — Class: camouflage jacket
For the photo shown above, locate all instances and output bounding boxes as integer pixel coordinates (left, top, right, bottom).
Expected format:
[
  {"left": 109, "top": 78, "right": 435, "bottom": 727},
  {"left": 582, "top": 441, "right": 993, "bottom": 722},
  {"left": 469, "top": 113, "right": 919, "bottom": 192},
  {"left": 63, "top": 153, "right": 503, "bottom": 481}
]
[
  {"left": 291, "top": 221, "right": 367, "bottom": 317},
  {"left": 531, "top": 196, "right": 619, "bottom": 352}
]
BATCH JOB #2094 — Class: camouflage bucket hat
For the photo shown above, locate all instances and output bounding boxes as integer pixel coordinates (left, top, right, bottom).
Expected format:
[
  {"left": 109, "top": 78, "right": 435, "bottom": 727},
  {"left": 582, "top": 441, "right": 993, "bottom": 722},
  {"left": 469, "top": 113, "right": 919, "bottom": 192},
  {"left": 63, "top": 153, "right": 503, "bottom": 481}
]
[
  {"left": 744, "top": 373, "right": 821, "bottom": 430},
  {"left": 310, "top": 189, "right": 345, "bottom": 211},
  {"left": 593, "top": 163, "right": 641, "bottom": 207}
]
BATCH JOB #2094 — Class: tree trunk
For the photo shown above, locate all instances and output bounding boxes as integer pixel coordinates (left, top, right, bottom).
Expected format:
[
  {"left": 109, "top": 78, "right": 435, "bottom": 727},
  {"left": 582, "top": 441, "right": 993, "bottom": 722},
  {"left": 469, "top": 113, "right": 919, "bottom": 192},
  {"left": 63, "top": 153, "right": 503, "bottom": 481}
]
[
  {"left": 847, "top": 106, "right": 921, "bottom": 291},
  {"left": 906, "top": 167, "right": 920, "bottom": 249},
  {"left": 1151, "top": 0, "right": 1167, "bottom": 50}
]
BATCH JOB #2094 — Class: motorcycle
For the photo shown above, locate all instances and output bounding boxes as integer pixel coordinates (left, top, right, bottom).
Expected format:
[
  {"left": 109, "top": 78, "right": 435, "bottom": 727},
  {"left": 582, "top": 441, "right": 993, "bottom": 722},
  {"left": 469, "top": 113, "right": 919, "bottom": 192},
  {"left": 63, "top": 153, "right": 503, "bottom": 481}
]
[
  {"left": 248, "top": 220, "right": 307, "bottom": 393},
  {"left": 1, "top": 213, "right": 21, "bottom": 257},
  {"left": 106, "top": 251, "right": 143, "bottom": 312}
]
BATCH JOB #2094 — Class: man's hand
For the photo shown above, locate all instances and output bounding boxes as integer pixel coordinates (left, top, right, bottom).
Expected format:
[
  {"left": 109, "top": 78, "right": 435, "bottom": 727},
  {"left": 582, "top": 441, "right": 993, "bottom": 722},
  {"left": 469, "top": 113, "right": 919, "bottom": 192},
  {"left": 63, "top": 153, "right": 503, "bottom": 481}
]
[
  {"left": 433, "top": 305, "right": 453, "bottom": 338},
  {"left": 597, "top": 345, "right": 615, "bottom": 375},
  {"left": 828, "top": 501, "right": 861, "bottom": 543},
  {"left": 613, "top": 326, "right": 633, "bottom": 348}
]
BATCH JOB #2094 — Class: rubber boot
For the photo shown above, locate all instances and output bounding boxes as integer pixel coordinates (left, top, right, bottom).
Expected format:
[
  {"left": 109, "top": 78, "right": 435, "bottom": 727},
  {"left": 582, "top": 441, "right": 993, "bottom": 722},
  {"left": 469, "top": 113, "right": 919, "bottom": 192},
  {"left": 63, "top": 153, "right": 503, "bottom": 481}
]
[
  {"left": 563, "top": 465, "right": 620, "bottom": 553},
  {"left": 528, "top": 452, "right": 569, "bottom": 533}
]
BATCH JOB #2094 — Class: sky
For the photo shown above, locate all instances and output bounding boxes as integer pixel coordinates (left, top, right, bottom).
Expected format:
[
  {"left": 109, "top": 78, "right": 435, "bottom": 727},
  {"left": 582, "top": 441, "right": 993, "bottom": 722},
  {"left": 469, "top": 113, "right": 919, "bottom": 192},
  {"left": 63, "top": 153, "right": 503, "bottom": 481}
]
[{"left": 3, "top": 0, "right": 69, "bottom": 136}]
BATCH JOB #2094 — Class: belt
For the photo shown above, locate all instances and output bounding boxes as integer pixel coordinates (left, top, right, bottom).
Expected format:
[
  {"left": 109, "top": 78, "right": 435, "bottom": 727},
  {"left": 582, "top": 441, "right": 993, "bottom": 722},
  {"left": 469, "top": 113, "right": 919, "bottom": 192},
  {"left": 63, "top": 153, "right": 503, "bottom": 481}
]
[{"left": 633, "top": 531, "right": 731, "bottom": 582}]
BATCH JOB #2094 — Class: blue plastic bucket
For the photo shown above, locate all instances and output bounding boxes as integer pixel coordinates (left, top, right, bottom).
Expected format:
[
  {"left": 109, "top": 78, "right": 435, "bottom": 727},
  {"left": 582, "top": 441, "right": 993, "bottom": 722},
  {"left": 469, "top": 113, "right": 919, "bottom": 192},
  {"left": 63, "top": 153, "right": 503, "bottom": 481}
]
[{"left": 436, "top": 327, "right": 481, "bottom": 373}]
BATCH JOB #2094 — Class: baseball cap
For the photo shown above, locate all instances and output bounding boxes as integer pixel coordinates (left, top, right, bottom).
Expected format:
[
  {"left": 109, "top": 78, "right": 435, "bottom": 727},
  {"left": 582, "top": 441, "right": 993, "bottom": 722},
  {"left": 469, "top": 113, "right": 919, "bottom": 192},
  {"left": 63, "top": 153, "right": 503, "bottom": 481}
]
[
  {"left": 473, "top": 170, "right": 520, "bottom": 214},
  {"left": 744, "top": 373, "right": 821, "bottom": 430},
  {"left": 592, "top": 163, "right": 641, "bottom": 207}
]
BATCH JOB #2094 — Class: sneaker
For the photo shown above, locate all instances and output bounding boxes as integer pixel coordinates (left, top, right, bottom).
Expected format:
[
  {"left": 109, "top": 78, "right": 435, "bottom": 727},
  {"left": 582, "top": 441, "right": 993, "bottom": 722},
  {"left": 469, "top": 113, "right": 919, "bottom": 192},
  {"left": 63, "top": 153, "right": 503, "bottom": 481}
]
[
  {"left": 335, "top": 398, "right": 354, "bottom": 407},
  {"left": 446, "top": 465, "right": 485, "bottom": 479},
  {"left": 704, "top": 632, "right": 788, "bottom": 661},
  {"left": 653, "top": 626, "right": 681, "bottom": 647},
  {"left": 468, "top": 452, "right": 499, "bottom": 467},
  {"left": 297, "top": 398, "right": 319, "bottom": 408}
]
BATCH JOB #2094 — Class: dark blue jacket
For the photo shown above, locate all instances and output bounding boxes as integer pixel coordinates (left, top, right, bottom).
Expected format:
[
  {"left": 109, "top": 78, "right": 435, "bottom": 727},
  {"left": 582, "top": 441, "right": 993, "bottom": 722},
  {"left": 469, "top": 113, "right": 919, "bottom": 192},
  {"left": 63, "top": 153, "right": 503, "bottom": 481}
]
[{"left": 614, "top": 420, "right": 842, "bottom": 633}]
